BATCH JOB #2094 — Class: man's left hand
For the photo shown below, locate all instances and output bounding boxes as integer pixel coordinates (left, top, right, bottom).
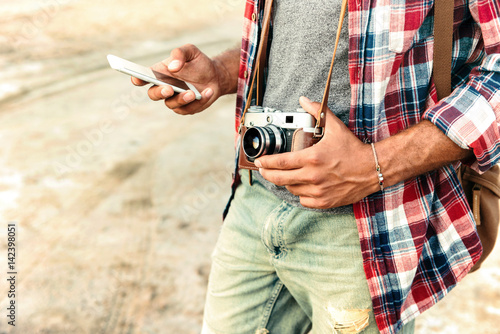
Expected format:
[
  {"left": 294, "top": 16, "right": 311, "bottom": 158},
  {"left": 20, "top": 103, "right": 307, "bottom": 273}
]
[{"left": 255, "top": 96, "right": 379, "bottom": 209}]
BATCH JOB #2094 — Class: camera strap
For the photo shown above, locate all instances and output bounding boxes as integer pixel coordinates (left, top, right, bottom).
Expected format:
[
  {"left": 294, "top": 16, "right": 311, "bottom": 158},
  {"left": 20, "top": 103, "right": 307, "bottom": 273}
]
[
  {"left": 317, "top": 0, "right": 348, "bottom": 137},
  {"left": 241, "top": 0, "right": 274, "bottom": 130},
  {"left": 240, "top": 0, "right": 349, "bottom": 138}
]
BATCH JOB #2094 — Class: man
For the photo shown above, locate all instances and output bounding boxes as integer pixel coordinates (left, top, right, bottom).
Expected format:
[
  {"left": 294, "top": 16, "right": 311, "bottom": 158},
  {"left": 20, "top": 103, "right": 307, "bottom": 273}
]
[{"left": 132, "top": 0, "right": 500, "bottom": 332}]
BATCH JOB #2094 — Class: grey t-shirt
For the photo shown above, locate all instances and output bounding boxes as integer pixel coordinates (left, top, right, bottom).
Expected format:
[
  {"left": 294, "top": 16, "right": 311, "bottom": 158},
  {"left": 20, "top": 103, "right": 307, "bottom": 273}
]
[{"left": 254, "top": 0, "right": 353, "bottom": 213}]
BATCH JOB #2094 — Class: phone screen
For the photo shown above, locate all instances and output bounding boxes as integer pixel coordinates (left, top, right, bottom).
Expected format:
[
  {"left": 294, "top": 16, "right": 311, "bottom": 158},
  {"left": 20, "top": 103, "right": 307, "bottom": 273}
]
[
  {"left": 151, "top": 69, "right": 190, "bottom": 90},
  {"left": 107, "top": 54, "right": 201, "bottom": 99},
  {"left": 112, "top": 55, "right": 190, "bottom": 90}
]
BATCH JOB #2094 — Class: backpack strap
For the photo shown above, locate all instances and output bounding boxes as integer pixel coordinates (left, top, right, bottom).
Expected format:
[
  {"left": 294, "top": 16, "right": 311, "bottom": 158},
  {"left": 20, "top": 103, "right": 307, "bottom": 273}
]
[{"left": 433, "top": 0, "right": 454, "bottom": 99}]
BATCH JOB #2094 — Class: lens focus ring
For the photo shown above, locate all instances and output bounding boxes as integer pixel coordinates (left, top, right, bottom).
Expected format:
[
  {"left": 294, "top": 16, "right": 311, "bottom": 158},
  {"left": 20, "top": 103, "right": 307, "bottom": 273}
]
[{"left": 242, "top": 125, "right": 286, "bottom": 160}]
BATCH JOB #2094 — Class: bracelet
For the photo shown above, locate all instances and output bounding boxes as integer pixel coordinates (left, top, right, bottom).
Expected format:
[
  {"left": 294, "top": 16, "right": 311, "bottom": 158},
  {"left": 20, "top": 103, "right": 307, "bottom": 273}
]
[{"left": 370, "top": 143, "right": 384, "bottom": 191}]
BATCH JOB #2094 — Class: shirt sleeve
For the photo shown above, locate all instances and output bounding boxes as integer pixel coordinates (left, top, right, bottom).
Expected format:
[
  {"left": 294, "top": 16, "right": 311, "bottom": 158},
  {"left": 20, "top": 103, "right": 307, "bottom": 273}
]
[{"left": 423, "top": 0, "right": 500, "bottom": 173}]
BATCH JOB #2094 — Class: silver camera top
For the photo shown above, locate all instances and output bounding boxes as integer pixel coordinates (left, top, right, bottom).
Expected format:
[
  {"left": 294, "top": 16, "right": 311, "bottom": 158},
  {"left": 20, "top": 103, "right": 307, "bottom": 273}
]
[{"left": 245, "top": 106, "right": 316, "bottom": 130}]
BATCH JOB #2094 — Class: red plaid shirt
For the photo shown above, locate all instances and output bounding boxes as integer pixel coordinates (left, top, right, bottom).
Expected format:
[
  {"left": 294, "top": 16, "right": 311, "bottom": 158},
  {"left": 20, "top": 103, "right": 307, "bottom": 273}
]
[{"left": 232, "top": 0, "right": 500, "bottom": 333}]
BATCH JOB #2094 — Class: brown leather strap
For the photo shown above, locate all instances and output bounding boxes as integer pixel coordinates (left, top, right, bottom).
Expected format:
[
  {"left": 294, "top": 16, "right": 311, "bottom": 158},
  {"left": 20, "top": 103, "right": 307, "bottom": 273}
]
[
  {"left": 433, "top": 0, "right": 454, "bottom": 100},
  {"left": 315, "top": 0, "right": 348, "bottom": 136},
  {"left": 256, "top": 0, "right": 274, "bottom": 105},
  {"left": 241, "top": 0, "right": 274, "bottom": 127},
  {"left": 241, "top": 0, "right": 348, "bottom": 136}
]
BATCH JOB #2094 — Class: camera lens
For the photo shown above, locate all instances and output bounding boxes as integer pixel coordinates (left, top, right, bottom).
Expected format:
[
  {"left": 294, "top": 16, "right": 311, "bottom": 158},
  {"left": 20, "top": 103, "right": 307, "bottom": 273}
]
[{"left": 242, "top": 125, "right": 286, "bottom": 160}]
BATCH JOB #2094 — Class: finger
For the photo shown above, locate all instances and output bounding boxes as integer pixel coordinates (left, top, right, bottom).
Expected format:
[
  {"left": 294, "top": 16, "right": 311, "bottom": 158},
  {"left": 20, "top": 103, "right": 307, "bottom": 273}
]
[
  {"left": 259, "top": 168, "right": 310, "bottom": 187},
  {"left": 299, "top": 196, "right": 333, "bottom": 210},
  {"left": 165, "top": 87, "right": 216, "bottom": 113},
  {"left": 164, "top": 90, "right": 197, "bottom": 109},
  {"left": 285, "top": 182, "right": 328, "bottom": 198},
  {"left": 148, "top": 85, "right": 175, "bottom": 101},
  {"left": 161, "top": 44, "right": 201, "bottom": 73},
  {"left": 299, "top": 96, "right": 344, "bottom": 125},
  {"left": 131, "top": 76, "right": 148, "bottom": 86},
  {"left": 255, "top": 149, "right": 310, "bottom": 170},
  {"left": 299, "top": 96, "right": 348, "bottom": 137},
  {"left": 299, "top": 96, "right": 322, "bottom": 121},
  {"left": 167, "top": 89, "right": 214, "bottom": 115}
]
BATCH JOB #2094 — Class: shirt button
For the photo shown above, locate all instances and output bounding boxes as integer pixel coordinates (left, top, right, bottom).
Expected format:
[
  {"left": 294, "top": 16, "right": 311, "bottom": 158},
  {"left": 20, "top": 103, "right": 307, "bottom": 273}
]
[
  {"left": 244, "top": 70, "right": 248, "bottom": 78},
  {"left": 252, "top": 13, "right": 257, "bottom": 21}
]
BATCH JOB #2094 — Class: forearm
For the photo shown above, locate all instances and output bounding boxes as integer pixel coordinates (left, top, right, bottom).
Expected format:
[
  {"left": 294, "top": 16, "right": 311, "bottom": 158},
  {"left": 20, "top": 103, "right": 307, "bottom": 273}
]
[
  {"left": 213, "top": 46, "right": 241, "bottom": 96},
  {"left": 256, "top": 100, "right": 474, "bottom": 208},
  {"left": 375, "top": 120, "right": 473, "bottom": 188}
]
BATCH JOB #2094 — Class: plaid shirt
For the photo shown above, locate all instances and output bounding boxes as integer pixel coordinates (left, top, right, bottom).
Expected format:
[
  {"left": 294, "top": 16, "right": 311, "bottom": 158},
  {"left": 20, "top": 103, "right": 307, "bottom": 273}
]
[{"left": 232, "top": 0, "right": 500, "bottom": 333}]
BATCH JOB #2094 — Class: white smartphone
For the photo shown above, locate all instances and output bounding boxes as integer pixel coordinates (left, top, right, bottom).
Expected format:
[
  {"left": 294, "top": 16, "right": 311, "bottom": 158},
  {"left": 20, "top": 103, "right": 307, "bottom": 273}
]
[{"left": 107, "top": 54, "right": 202, "bottom": 100}]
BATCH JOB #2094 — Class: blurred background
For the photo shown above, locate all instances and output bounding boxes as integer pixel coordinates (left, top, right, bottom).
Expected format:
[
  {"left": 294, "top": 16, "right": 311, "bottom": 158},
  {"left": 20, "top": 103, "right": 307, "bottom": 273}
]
[{"left": 0, "top": 1, "right": 498, "bottom": 333}]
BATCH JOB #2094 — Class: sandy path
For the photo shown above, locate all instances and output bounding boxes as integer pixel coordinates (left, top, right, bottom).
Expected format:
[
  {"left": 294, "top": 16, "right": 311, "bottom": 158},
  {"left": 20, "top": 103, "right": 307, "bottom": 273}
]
[{"left": 0, "top": 41, "right": 237, "bottom": 333}]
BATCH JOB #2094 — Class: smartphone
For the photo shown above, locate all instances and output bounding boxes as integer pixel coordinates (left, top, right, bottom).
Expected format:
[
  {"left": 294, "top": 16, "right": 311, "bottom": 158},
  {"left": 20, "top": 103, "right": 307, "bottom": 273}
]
[{"left": 107, "top": 54, "right": 202, "bottom": 100}]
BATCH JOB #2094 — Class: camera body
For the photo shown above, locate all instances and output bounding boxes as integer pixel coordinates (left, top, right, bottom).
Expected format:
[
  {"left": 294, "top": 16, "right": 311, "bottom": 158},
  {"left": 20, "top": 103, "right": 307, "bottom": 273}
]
[{"left": 238, "top": 106, "right": 320, "bottom": 170}]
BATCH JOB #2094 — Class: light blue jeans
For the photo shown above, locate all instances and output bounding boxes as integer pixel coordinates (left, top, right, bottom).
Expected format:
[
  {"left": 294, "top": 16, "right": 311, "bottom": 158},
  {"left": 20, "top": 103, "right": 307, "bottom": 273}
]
[{"left": 202, "top": 171, "right": 415, "bottom": 334}]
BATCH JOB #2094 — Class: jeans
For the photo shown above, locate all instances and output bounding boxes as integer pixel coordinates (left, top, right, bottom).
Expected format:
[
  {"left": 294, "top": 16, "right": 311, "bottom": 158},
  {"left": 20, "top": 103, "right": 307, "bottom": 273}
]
[{"left": 202, "top": 171, "right": 415, "bottom": 334}]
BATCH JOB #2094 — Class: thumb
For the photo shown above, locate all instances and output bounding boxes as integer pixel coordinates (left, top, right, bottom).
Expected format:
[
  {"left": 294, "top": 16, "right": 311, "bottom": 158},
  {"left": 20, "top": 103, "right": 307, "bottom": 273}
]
[
  {"left": 165, "top": 44, "right": 201, "bottom": 73},
  {"left": 299, "top": 96, "right": 322, "bottom": 120},
  {"left": 298, "top": 96, "right": 343, "bottom": 135}
]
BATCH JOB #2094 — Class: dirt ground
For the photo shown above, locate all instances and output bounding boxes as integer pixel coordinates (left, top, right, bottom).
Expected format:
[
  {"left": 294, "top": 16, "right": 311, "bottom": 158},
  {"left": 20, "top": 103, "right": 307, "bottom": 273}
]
[{"left": 0, "top": 1, "right": 499, "bottom": 334}]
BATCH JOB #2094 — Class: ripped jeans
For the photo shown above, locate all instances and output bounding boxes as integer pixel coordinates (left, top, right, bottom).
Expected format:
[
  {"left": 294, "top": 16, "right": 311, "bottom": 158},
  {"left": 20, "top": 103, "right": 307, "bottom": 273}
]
[{"left": 202, "top": 171, "right": 415, "bottom": 334}]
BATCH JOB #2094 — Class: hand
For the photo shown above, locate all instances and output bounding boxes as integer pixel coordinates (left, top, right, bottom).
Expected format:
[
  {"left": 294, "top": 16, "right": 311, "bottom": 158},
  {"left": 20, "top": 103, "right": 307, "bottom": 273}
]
[
  {"left": 131, "top": 44, "right": 232, "bottom": 115},
  {"left": 256, "top": 96, "right": 380, "bottom": 209}
]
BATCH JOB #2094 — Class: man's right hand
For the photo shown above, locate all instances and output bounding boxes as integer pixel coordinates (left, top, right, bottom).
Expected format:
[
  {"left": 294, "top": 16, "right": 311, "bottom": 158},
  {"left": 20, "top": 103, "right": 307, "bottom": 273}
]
[{"left": 131, "top": 44, "right": 239, "bottom": 115}]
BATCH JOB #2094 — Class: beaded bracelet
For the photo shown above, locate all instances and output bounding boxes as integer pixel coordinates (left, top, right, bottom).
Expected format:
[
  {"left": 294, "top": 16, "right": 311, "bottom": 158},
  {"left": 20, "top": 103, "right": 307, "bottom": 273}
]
[{"left": 370, "top": 143, "right": 384, "bottom": 191}]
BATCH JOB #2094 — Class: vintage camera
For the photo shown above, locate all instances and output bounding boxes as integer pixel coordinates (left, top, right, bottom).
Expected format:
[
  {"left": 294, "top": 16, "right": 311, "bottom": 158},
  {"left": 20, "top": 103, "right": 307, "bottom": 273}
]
[{"left": 238, "top": 106, "right": 321, "bottom": 170}]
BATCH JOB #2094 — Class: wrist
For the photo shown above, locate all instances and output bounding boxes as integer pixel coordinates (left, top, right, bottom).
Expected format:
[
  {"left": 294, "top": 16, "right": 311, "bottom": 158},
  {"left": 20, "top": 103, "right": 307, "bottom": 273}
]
[
  {"left": 370, "top": 143, "right": 385, "bottom": 191},
  {"left": 348, "top": 141, "right": 383, "bottom": 198},
  {"left": 212, "top": 48, "right": 239, "bottom": 96},
  {"left": 362, "top": 143, "right": 385, "bottom": 195},
  {"left": 212, "top": 58, "right": 230, "bottom": 96},
  {"left": 372, "top": 120, "right": 473, "bottom": 189}
]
